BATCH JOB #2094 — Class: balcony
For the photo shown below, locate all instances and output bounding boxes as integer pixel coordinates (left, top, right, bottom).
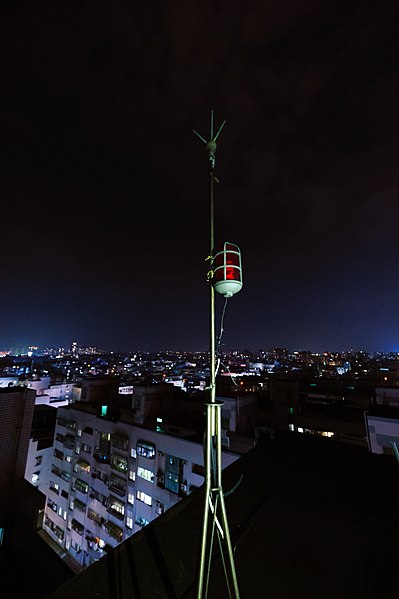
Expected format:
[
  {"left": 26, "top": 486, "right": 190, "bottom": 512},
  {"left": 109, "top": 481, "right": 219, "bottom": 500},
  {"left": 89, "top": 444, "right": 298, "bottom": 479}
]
[
  {"left": 108, "top": 473, "right": 126, "bottom": 497},
  {"left": 71, "top": 519, "right": 84, "bottom": 536},
  {"left": 108, "top": 506, "right": 125, "bottom": 521},
  {"left": 63, "top": 440, "right": 75, "bottom": 451},
  {"left": 104, "top": 520, "right": 123, "bottom": 542},
  {"left": 111, "top": 434, "right": 129, "bottom": 453},
  {"left": 86, "top": 541, "right": 104, "bottom": 560},
  {"left": 75, "top": 458, "right": 90, "bottom": 473},
  {"left": 93, "top": 451, "right": 110, "bottom": 465},
  {"left": 108, "top": 482, "right": 126, "bottom": 498}
]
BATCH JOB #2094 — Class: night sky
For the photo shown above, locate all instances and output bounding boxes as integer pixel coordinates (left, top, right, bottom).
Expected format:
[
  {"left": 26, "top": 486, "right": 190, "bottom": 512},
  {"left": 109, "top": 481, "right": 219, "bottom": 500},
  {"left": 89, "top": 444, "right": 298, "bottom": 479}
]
[{"left": 1, "top": 1, "right": 399, "bottom": 354}]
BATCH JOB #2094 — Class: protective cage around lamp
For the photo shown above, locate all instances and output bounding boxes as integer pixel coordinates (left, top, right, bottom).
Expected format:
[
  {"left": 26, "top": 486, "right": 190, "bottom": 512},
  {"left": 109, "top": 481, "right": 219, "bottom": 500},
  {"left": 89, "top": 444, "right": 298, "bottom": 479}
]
[{"left": 212, "top": 242, "right": 243, "bottom": 297}]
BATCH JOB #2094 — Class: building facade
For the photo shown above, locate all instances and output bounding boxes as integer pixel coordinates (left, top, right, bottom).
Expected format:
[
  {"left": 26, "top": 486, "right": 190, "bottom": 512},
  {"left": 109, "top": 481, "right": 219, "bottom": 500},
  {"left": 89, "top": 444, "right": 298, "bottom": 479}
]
[{"left": 42, "top": 401, "right": 239, "bottom": 569}]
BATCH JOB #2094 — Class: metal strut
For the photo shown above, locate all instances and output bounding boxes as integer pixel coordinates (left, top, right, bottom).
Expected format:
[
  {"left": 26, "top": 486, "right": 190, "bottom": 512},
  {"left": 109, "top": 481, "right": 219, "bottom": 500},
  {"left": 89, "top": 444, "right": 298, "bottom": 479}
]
[{"left": 193, "top": 110, "right": 240, "bottom": 599}]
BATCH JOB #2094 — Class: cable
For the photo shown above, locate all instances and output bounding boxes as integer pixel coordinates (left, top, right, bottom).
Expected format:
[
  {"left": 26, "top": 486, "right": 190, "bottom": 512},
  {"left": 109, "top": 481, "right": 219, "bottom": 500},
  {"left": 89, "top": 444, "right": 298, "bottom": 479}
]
[
  {"left": 215, "top": 357, "right": 221, "bottom": 378},
  {"left": 215, "top": 296, "right": 229, "bottom": 379},
  {"left": 216, "top": 296, "right": 229, "bottom": 355},
  {"left": 219, "top": 362, "right": 240, "bottom": 387},
  {"left": 224, "top": 473, "right": 244, "bottom": 497}
]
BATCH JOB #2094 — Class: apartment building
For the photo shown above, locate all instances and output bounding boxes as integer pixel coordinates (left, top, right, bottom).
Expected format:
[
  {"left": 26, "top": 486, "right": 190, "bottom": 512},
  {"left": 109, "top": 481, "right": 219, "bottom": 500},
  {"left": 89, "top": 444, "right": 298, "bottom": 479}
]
[
  {"left": 25, "top": 404, "right": 58, "bottom": 493},
  {"left": 42, "top": 399, "right": 239, "bottom": 569},
  {"left": 365, "top": 385, "right": 399, "bottom": 455}
]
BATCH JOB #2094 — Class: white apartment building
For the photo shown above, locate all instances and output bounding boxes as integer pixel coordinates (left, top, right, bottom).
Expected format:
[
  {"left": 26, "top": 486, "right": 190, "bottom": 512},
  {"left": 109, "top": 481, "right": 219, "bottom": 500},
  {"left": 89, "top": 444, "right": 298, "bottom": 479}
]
[
  {"left": 364, "top": 387, "right": 399, "bottom": 456},
  {"left": 24, "top": 381, "right": 71, "bottom": 491},
  {"left": 47, "top": 381, "right": 74, "bottom": 406},
  {"left": 42, "top": 402, "right": 239, "bottom": 569},
  {"left": 26, "top": 432, "right": 55, "bottom": 493},
  {"left": 365, "top": 412, "right": 399, "bottom": 455}
]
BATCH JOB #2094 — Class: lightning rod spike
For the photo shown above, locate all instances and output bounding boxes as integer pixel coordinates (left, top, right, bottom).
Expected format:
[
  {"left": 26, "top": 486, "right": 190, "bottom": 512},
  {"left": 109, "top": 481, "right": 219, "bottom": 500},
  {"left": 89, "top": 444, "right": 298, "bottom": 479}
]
[
  {"left": 214, "top": 119, "right": 226, "bottom": 142},
  {"left": 192, "top": 129, "right": 208, "bottom": 144},
  {"left": 210, "top": 109, "right": 214, "bottom": 140}
]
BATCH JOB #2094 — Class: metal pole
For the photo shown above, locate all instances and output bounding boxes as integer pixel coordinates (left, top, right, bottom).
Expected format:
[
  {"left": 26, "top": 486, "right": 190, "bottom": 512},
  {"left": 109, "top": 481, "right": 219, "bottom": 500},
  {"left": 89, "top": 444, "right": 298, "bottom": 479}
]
[
  {"left": 193, "top": 111, "right": 240, "bottom": 599},
  {"left": 197, "top": 143, "right": 217, "bottom": 599},
  {"left": 197, "top": 404, "right": 212, "bottom": 599},
  {"left": 209, "top": 143, "right": 216, "bottom": 406},
  {"left": 215, "top": 402, "right": 240, "bottom": 597}
]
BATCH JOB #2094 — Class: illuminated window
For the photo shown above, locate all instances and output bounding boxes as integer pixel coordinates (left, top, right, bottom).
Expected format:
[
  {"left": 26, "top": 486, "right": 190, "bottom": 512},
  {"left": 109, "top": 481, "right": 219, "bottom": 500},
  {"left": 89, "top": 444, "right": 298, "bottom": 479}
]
[
  {"left": 126, "top": 514, "right": 133, "bottom": 529},
  {"left": 58, "top": 507, "right": 67, "bottom": 520},
  {"left": 165, "top": 455, "right": 180, "bottom": 494},
  {"left": 136, "top": 490, "right": 152, "bottom": 506},
  {"left": 137, "top": 467, "right": 154, "bottom": 483},
  {"left": 111, "top": 454, "right": 128, "bottom": 473},
  {"left": 137, "top": 441, "right": 155, "bottom": 459},
  {"left": 75, "top": 458, "right": 90, "bottom": 473},
  {"left": 101, "top": 405, "right": 108, "bottom": 417},
  {"left": 107, "top": 496, "right": 125, "bottom": 520},
  {"left": 49, "top": 481, "right": 60, "bottom": 495},
  {"left": 129, "top": 469, "right": 136, "bottom": 481},
  {"left": 127, "top": 492, "right": 134, "bottom": 505}
]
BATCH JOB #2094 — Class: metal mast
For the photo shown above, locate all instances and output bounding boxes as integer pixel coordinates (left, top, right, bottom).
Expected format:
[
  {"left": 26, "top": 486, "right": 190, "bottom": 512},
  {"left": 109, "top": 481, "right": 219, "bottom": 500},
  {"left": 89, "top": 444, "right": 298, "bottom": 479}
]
[{"left": 193, "top": 110, "right": 240, "bottom": 599}]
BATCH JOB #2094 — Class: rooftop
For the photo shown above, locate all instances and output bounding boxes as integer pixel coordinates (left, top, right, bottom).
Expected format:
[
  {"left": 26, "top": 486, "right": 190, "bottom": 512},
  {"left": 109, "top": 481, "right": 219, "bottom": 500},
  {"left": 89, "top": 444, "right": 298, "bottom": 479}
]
[{"left": 36, "top": 431, "right": 399, "bottom": 599}]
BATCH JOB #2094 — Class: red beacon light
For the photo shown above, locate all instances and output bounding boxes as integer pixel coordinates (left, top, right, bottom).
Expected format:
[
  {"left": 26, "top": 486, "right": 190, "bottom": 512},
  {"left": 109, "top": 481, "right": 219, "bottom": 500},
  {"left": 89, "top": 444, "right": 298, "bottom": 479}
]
[{"left": 212, "top": 242, "right": 243, "bottom": 297}]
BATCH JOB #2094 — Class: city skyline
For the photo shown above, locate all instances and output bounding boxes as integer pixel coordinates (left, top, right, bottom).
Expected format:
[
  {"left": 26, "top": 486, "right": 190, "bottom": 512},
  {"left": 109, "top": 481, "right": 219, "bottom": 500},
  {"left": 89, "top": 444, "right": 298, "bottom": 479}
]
[
  {"left": 2, "top": 2, "right": 399, "bottom": 354},
  {"left": 2, "top": 339, "right": 399, "bottom": 358}
]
